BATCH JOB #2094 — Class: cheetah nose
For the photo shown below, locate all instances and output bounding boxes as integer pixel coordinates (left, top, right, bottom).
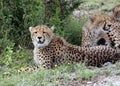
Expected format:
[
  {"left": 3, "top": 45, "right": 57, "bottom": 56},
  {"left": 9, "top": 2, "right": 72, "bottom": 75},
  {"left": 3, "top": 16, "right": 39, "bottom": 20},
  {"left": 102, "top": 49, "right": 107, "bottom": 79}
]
[
  {"left": 108, "top": 24, "right": 111, "bottom": 27},
  {"left": 38, "top": 37, "right": 42, "bottom": 39}
]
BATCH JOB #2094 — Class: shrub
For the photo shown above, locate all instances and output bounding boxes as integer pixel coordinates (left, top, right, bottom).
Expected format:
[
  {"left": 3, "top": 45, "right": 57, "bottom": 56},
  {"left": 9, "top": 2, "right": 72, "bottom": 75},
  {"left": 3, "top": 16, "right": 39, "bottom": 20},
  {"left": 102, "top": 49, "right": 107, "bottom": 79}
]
[
  {"left": 0, "top": 38, "right": 33, "bottom": 68},
  {"left": 0, "top": 0, "right": 83, "bottom": 48},
  {"left": 0, "top": 38, "right": 15, "bottom": 66},
  {"left": 61, "top": 16, "right": 86, "bottom": 45},
  {"left": 0, "top": 0, "right": 45, "bottom": 48}
]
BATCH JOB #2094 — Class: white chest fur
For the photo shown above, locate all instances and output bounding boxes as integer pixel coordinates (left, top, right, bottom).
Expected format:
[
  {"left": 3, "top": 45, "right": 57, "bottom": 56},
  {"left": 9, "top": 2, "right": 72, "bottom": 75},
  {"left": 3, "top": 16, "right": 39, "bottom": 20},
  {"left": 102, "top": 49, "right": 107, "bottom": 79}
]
[{"left": 33, "top": 48, "right": 43, "bottom": 66}]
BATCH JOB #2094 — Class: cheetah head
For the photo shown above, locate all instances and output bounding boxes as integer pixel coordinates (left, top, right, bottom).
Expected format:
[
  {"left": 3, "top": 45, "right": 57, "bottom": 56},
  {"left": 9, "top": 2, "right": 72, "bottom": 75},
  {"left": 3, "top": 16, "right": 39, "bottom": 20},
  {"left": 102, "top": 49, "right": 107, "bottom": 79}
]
[
  {"left": 89, "top": 13, "right": 112, "bottom": 33},
  {"left": 112, "top": 4, "right": 120, "bottom": 22},
  {"left": 29, "top": 25, "right": 54, "bottom": 48}
]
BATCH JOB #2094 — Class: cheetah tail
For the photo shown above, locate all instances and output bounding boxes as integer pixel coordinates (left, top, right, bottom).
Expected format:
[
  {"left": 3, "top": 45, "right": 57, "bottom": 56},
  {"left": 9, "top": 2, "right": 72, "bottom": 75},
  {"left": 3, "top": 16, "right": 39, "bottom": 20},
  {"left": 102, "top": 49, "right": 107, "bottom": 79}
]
[{"left": 16, "top": 66, "right": 40, "bottom": 73}]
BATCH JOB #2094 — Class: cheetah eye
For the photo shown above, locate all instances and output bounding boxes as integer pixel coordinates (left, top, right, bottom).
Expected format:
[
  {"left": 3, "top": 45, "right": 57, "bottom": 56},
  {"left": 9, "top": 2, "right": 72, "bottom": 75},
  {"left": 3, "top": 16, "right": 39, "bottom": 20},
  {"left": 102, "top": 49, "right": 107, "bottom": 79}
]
[
  {"left": 34, "top": 32, "right": 37, "bottom": 34},
  {"left": 43, "top": 31, "right": 46, "bottom": 34},
  {"left": 107, "top": 24, "right": 111, "bottom": 27}
]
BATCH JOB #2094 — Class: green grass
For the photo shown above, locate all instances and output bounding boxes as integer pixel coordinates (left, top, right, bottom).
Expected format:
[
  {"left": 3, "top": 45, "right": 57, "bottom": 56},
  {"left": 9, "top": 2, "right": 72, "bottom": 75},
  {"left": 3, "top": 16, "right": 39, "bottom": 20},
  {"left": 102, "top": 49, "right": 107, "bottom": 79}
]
[
  {"left": 1, "top": 60, "right": 120, "bottom": 86},
  {"left": 80, "top": 0, "right": 120, "bottom": 13},
  {"left": 0, "top": 56, "right": 96, "bottom": 86},
  {"left": 0, "top": 37, "right": 96, "bottom": 86}
]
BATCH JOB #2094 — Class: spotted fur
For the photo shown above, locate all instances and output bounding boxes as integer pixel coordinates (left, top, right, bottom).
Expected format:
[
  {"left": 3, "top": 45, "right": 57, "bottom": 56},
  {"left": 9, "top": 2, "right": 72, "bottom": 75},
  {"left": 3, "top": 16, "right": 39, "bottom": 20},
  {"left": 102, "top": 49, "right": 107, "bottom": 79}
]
[
  {"left": 17, "top": 25, "right": 120, "bottom": 73},
  {"left": 103, "top": 21, "right": 120, "bottom": 48},
  {"left": 81, "top": 14, "right": 112, "bottom": 47},
  {"left": 81, "top": 13, "right": 120, "bottom": 49},
  {"left": 17, "top": 25, "right": 120, "bottom": 71}
]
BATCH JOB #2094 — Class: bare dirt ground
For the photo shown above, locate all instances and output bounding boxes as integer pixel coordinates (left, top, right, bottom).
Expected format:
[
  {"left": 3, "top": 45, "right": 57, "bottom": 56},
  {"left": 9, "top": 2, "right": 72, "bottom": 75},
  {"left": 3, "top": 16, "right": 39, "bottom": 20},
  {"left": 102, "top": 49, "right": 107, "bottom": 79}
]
[
  {"left": 60, "top": 61, "right": 120, "bottom": 86},
  {"left": 86, "top": 62, "right": 120, "bottom": 86}
]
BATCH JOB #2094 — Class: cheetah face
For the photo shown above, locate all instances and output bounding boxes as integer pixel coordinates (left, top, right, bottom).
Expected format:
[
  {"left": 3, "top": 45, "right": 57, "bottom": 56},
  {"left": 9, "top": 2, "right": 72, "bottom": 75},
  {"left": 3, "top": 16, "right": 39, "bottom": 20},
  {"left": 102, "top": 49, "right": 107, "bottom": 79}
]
[
  {"left": 113, "top": 4, "right": 120, "bottom": 22},
  {"left": 89, "top": 14, "right": 112, "bottom": 33},
  {"left": 113, "top": 9, "right": 120, "bottom": 21},
  {"left": 29, "top": 25, "right": 54, "bottom": 48}
]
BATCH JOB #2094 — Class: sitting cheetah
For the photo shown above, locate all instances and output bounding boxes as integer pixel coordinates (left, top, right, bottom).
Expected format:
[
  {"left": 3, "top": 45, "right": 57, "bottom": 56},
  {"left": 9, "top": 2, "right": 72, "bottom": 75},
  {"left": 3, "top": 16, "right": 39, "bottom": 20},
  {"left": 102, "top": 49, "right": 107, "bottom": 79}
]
[
  {"left": 81, "top": 13, "right": 120, "bottom": 49},
  {"left": 81, "top": 13, "right": 112, "bottom": 47},
  {"left": 112, "top": 4, "right": 120, "bottom": 22},
  {"left": 103, "top": 21, "right": 120, "bottom": 49},
  {"left": 18, "top": 25, "right": 120, "bottom": 72},
  {"left": 102, "top": 4, "right": 120, "bottom": 48}
]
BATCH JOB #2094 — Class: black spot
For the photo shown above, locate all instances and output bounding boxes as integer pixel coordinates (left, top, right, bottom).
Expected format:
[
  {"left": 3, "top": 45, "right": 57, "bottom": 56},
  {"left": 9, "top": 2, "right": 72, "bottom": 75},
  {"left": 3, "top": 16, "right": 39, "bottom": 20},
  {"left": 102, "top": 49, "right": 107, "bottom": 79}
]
[
  {"left": 57, "top": 52, "right": 59, "bottom": 55},
  {"left": 118, "top": 45, "right": 120, "bottom": 48},
  {"left": 52, "top": 56, "right": 56, "bottom": 63},
  {"left": 81, "top": 54, "right": 85, "bottom": 58},
  {"left": 97, "top": 38, "right": 106, "bottom": 45},
  {"left": 111, "top": 41, "right": 115, "bottom": 47}
]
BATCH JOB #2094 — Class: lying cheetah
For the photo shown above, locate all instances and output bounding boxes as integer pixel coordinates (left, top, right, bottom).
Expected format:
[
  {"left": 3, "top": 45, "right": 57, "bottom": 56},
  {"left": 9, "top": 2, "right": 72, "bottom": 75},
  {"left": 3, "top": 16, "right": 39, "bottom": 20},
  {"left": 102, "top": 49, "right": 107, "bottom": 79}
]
[{"left": 18, "top": 25, "right": 120, "bottom": 72}]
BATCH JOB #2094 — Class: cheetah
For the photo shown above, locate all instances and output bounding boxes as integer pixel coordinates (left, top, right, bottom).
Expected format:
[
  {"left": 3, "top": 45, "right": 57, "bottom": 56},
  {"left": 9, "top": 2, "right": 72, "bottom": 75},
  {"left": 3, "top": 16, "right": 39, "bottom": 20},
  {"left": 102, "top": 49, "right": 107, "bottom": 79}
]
[
  {"left": 112, "top": 4, "right": 120, "bottom": 22},
  {"left": 81, "top": 13, "right": 120, "bottom": 49},
  {"left": 17, "top": 25, "right": 120, "bottom": 72},
  {"left": 81, "top": 13, "right": 112, "bottom": 47},
  {"left": 103, "top": 20, "right": 120, "bottom": 49}
]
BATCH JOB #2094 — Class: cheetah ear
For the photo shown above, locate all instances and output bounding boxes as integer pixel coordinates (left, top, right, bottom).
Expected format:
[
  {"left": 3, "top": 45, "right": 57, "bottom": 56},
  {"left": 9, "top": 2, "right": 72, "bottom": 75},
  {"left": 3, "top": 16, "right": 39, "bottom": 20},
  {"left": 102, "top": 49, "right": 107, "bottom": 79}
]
[
  {"left": 29, "top": 27, "right": 33, "bottom": 32},
  {"left": 50, "top": 26, "right": 55, "bottom": 31},
  {"left": 111, "top": 7, "right": 115, "bottom": 12},
  {"left": 89, "top": 13, "right": 95, "bottom": 22}
]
